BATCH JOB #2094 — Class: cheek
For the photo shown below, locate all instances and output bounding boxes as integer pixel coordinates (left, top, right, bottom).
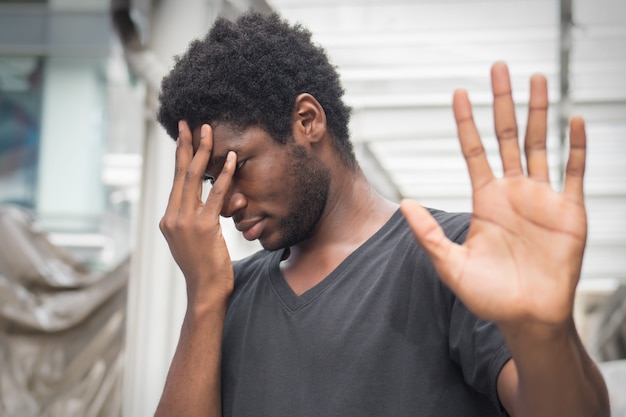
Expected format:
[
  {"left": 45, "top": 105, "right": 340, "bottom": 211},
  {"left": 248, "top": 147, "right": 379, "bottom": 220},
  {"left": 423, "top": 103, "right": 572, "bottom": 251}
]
[
  {"left": 244, "top": 150, "right": 294, "bottom": 204},
  {"left": 237, "top": 176, "right": 283, "bottom": 205},
  {"left": 256, "top": 162, "right": 290, "bottom": 199},
  {"left": 261, "top": 177, "right": 287, "bottom": 202}
]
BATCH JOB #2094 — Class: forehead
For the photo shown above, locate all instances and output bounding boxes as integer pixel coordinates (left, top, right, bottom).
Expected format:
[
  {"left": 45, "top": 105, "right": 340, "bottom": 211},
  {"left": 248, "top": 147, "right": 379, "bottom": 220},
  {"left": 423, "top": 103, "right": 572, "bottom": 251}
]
[
  {"left": 191, "top": 123, "right": 243, "bottom": 151},
  {"left": 191, "top": 123, "right": 272, "bottom": 167}
]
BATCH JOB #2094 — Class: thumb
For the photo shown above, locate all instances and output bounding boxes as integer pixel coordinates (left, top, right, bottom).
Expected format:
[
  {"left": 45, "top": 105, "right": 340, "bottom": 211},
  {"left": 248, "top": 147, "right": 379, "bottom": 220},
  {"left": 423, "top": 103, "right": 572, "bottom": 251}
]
[{"left": 400, "top": 199, "right": 462, "bottom": 288}]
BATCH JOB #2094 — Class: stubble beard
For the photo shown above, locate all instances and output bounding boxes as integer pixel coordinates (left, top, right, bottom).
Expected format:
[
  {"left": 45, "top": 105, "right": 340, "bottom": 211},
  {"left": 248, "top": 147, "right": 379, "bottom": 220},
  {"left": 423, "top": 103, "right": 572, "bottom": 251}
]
[{"left": 260, "top": 143, "right": 331, "bottom": 252}]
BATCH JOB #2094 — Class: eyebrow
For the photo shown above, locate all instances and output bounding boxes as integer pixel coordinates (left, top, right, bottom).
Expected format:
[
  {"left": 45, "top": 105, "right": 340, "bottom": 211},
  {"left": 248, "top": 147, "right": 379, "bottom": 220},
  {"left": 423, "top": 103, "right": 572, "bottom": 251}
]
[
  {"left": 206, "top": 147, "right": 240, "bottom": 174},
  {"left": 203, "top": 154, "right": 227, "bottom": 177},
  {"left": 209, "top": 154, "right": 229, "bottom": 169}
]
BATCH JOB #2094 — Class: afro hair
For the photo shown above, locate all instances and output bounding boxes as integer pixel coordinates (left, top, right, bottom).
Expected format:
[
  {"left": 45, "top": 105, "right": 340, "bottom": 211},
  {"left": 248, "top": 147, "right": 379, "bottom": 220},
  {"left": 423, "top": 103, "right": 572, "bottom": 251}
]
[{"left": 157, "top": 11, "right": 356, "bottom": 168}]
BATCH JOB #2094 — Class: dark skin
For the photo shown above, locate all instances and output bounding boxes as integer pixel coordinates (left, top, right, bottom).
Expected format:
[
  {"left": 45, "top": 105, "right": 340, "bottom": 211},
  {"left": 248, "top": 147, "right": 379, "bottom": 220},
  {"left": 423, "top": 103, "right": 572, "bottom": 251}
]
[{"left": 156, "top": 62, "right": 610, "bottom": 417}]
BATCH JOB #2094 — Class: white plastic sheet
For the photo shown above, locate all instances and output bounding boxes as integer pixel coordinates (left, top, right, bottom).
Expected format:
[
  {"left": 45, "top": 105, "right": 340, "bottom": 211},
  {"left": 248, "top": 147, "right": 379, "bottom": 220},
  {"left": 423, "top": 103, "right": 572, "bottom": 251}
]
[{"left": 0, "top": 205, "right": 128, "bottom": 417}]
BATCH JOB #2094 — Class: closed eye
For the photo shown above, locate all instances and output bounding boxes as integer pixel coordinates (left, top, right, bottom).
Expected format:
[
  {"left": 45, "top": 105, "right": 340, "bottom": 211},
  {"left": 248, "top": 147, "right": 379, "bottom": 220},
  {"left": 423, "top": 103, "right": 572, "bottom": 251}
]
[{"left": 202, "top": 160, "right": 244, "bottom": 185}]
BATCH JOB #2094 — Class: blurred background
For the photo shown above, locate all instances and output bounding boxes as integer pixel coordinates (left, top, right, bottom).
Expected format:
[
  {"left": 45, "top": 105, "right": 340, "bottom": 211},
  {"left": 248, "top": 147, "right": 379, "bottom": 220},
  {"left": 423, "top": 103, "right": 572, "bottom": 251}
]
[{"left": 0, "top": 0, "right": 625, "bottom": 416}]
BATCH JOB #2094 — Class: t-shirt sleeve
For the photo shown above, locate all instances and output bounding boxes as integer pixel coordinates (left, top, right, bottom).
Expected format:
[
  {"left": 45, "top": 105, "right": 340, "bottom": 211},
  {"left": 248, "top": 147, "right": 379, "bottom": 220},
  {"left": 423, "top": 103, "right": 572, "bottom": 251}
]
[
  {"left": 433, "top": 211, "right": 512, "bottom": 416},
  {"left": 448, "top": 296, "right": 512, "bottom": 416}
]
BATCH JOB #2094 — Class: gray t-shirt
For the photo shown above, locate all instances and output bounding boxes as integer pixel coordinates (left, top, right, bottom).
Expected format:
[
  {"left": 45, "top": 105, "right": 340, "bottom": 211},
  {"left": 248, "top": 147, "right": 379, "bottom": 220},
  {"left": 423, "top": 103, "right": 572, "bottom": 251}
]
[{"left": 223, "top": 209, "right": 511, "bottom": 417}]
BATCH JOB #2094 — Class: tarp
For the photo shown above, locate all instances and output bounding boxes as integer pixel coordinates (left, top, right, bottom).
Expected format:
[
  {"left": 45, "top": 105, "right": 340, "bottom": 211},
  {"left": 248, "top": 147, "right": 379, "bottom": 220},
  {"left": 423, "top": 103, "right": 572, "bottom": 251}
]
[{"left": 0, "top": 205, "right": 128, "bottom": 417}]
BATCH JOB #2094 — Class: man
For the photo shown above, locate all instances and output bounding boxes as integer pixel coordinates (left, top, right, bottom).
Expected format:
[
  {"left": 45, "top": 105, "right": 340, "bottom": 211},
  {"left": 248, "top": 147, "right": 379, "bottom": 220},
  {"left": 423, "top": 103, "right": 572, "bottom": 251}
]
[{"left": 154, "top": 11, "right": 610, "bottom": 417}]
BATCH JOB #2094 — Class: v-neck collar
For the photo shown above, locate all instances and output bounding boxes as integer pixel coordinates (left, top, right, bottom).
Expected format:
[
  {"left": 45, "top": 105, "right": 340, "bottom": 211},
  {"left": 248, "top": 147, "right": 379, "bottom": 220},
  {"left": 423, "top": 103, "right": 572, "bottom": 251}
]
[{"left": 265, "top": 209, "right": 403, "bottom": 313}]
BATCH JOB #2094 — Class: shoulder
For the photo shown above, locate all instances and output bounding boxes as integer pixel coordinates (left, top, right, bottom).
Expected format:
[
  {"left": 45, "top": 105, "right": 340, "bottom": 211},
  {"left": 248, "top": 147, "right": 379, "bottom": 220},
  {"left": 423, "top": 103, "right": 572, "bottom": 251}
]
[
  {"left": 385, "top": 208, "right": 472, "bottom": 307},
  {"left": 365, "top": 208, "right": 471, "bottom": 286},
  {"left": 387, "top": 207, "right": 471, "bottom": 246},
  {"left": 232, "top": 249, "right": 277, "bottom": 284},
  {"left": 426, "top": 208, "right": 471, "bottom": 243},
  {"left": 355, "top": 208, "right": 471, "bottom": 261}
]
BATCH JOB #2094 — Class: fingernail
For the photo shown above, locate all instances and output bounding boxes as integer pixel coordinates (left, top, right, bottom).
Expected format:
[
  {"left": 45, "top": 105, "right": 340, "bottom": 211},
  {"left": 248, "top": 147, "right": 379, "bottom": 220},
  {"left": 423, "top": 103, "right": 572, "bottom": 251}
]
[
  {"left": 178, "top": 120, "right": 184, "bottom": 134},
  {"left": 201, "top": 125, "right": 207, "bottom": 138}
]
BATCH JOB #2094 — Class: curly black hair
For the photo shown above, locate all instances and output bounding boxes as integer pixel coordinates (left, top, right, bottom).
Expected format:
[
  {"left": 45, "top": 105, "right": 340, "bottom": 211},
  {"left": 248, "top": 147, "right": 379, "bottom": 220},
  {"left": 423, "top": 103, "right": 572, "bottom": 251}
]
[{"left": 157, "top": 11, "right": 356, "bottom": 169}]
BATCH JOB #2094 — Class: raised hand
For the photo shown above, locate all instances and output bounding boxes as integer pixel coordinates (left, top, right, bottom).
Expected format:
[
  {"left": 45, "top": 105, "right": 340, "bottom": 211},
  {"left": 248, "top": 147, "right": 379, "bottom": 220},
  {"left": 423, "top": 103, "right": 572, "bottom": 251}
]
[
  {"left": 401, "top": 61, "right": 588, "bottom": 328},
  {"left": 159, "top": 121, "right": 237, "bottom": 304}
]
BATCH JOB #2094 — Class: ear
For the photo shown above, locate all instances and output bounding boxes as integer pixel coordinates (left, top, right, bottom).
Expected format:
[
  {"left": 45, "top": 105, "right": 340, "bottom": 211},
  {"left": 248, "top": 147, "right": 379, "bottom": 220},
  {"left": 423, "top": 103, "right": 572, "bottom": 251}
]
[{"left": 292, "top": 93, "right": 327, "bottom": 145}]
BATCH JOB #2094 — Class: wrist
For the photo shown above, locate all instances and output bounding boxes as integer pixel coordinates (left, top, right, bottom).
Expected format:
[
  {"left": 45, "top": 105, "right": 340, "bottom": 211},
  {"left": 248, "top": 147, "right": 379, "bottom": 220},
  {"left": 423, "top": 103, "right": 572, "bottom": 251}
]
[
  {"left": 187, "top": 285, "right": 232, "bottom": 317},
  {"left": 500, "top": 316, "right": 575, "bottom": 345},
  {"left": 498, "top": 317, "right": 578, "bottom": 369}
]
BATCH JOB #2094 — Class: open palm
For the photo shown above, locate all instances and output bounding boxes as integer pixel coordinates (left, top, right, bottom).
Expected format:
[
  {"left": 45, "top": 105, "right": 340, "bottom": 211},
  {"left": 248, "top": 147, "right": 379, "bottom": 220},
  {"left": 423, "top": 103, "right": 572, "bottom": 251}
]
[{"left": 401, "top": 62, "right": 588, "bottom": 327}]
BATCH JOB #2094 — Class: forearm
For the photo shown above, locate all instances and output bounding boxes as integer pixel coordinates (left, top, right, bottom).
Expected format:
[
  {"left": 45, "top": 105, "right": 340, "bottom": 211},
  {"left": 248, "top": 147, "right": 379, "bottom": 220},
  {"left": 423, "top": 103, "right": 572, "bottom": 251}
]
[
  {"left": 154, "top": 296, "right": 229, "bottom": 417},
  {"left": 501, "top": 318, "right": 610, "bottom": 417}
]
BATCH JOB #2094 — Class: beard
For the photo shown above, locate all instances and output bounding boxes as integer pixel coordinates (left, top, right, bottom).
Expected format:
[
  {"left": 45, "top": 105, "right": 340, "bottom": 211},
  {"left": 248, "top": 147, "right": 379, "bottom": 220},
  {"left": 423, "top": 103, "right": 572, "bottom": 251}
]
[{"left": 260, "top": 142, "right": 331, "bottom": 251}]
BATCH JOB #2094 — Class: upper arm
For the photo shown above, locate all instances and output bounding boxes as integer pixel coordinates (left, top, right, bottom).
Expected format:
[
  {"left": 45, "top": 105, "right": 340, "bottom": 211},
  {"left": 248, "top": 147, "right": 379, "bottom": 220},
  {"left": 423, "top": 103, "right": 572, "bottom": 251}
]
[{"left": 497, "top": 358, "right": 518, "bottom": 417}]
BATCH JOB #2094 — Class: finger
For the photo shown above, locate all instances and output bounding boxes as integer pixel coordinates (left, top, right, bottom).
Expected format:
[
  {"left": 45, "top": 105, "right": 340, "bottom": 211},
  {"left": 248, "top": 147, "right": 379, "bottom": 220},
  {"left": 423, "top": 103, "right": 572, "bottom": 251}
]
[
  {"left": 563, "top": 116, "right": 587, "bottom": 205},
  {"left": 203, "top": 151, "right": 237, "bottom": 216},
  {"left": 524, "top": 74, "right": 550, "bottom": 182},
  {"left": 453, "top": 89, "right": 494, "bottom": 191},
  {"left": 400, "top": 199, "right": 464, "bottom": 290},
  {"left": 165, "top": 120, "right": 193, "bottom": 214},
  {"left": 180, "top": 124, "right": 213, "bottom": 214},
  {"left": 491, "top": 62, "right": 523, "bottom": 176}
]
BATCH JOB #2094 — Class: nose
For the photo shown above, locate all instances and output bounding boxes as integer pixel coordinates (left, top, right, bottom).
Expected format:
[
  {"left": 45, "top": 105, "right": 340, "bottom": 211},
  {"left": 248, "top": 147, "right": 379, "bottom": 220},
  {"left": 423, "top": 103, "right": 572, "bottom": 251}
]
[{"left": 220, "top": 190, "right": 247, "bottom": 218}]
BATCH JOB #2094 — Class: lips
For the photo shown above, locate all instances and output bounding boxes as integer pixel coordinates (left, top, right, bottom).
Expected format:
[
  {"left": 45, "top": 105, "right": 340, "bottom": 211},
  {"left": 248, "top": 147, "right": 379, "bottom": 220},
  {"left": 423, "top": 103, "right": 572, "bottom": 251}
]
[{"left": 234, "top": 217, "right": 264, "bottom": 241}]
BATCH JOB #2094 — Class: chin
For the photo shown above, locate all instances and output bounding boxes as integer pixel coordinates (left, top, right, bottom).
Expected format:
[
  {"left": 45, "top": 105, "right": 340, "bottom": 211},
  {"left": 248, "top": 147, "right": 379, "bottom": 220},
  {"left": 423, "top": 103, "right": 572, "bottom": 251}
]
[
  {"left": 258, "top": 231, "right": 299, "bottom": 253},
  {"left": 259, "top": 242, "right": 283, "bottom": 252},
  {"left": 258, "top": 236, "right": 283, "bottom": 252}
]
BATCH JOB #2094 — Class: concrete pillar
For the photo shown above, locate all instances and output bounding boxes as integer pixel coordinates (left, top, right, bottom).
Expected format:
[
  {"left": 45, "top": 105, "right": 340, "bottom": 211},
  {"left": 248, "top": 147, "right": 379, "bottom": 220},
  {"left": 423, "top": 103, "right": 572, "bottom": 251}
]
[{"left": 121, "top": 1, "right": 220, "bottom": 416}]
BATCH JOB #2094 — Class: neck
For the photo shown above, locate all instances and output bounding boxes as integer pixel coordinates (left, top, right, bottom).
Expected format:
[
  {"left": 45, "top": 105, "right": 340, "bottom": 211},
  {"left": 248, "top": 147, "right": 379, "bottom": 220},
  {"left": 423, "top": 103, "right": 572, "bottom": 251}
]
[
  {"left": 300, "top": 167, "right": 396, "bottom": 248},
  {"left": 280, "top": 167, "right": 398, "bottom": 294}
]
